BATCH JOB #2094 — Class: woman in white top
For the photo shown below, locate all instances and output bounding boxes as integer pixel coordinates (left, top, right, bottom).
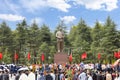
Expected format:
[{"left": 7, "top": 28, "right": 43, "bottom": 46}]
[
  {"left": 106, "top": 71, "right": 112, "bottom": 80},
  {"left": 114, "top": 72, "right": 120, "bottom": 80}
]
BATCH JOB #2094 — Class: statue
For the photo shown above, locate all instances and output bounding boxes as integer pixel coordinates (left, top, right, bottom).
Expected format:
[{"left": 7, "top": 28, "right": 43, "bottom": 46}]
[
  {"left": 54, "top": 28, "right": 68, "bottom": 64},
  {"left": 56, "top": 28, "right": 64, "bottom": 52}
]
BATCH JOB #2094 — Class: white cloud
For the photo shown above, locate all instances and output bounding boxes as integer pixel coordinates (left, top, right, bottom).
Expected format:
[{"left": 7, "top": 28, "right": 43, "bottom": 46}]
[
  {"left": 19, "top": 0, "right": 71, "bottom": 12},
  {"left": 30, "top": 17, "right": 44, "bottom": 25},
  {"left": 73, "top": 0, "right": 118, "bottom": 11},
  {"left": 0, "top": 0, "right": 20, "bottom": 14},
  {"left": 4, "top": 0, "right": 20, "bottom": 14},
  {"left": 60, "top": 16, "right": 76, "bottom": 24},
  {"left": 0, "top": 14, "right": 25, "bottom": 21},
  {"left": 19, "top": 0, "right": 46, "bottom": 12},
  {"left": 47, "top": 0, "right": 71, "bottom": 12}
]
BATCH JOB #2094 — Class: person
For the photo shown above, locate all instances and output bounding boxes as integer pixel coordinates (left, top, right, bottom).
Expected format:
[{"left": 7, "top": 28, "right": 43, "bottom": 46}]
[
  {"left": 28, "top": 67, "right": 35, "bottom": 80},
  {"left": 92, "top": 71, "right": 97, "bottom": 80},
  {"left": 114, "top": 72, "right": 120, "bottom": 80},
  {"left": 1, "top": 69, "right": 9, "bottom": 80},
  {"left": 15, "top": 69, "right": 22, "bottom": 80},
  {"left": 59, "top": 70, "right": 65, "bottom": 80},
  {"left": 19, "top": 67, "right": 29, "bottom": 80},
  {"left": 38, "top": 71, "right": 45, "bottom": 80},
  {"left": 72, "top": 70, "right": 78, "bottom": 80},
  {"left": 117, "top": 62, "right": 120, "bottom": 72},
  {"left": 0, "top": 69, "right": 3, "bottom": 80},
  {"left": 46, "top": 70, "right": 53, "bottom": 80},
  {"left": 96, "top": 71, "right": 103, "bottom": 80},
  {"left": 56, "top": 28, "right": 64, "bottom": 52},
  {"left": 87, "top": 70, "right": 93, "bottom": 80},
  {"left": 106, "top": 71, "right": 112, "bottom": 80},
  {"left": 50, "top": 70, "right": 55, "bottom": 80},
  {"left": 77, "top": 69, "right": 87, "bottom": 80}
]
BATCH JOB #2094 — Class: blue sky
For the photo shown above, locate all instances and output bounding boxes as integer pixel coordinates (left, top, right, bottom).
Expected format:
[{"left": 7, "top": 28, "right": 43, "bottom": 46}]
[{"left": 0, "top": 0, "right": 120, "bottom": 31}]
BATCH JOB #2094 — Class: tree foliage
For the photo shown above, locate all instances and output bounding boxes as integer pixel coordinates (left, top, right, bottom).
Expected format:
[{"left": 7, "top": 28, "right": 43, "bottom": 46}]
[{"left": 0, "top": 16, "right": 120, "bottom": 64}]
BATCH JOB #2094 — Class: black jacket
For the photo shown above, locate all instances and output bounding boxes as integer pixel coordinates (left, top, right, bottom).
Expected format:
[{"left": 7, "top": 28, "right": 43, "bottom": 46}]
[{"left": 46, "top": 74, "right": 53, "bottom": 80}]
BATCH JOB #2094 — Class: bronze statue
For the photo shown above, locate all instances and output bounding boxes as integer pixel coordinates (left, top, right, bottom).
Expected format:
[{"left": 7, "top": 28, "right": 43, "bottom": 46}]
[{"left": 56, "top": 28, "right": 64, "bottom": 52}]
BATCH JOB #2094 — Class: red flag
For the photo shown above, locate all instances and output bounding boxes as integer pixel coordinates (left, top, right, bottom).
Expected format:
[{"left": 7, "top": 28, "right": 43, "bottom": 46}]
[
  {"left": 97, "top": 53, "right": 101, "bottom": 59},
  {"left": 0, "top": 52, "right": 3, "bottom": 60},
  {"left": 114, "top": 51, "right": 120, "bottom": 59},
  {"left": 81, "top": 52, "right": 87, "bottom": 59},
  {"left": 14, "top": 53, "right": 18, "bottom": 60},
  {"left": 27, "top": 52, "right": 31, "bottom": 60},
  {"left": 118, "top": 51, "right": 120, "bottom": 58},
  {"left": 69, "top": 54, "right": 72, "bottom": 62},
  {"left": 41, "top": 53, "right": 45, "bottom": 62},
  {"left": 114, "top": 52, "right": 118, "bottom": 58}
]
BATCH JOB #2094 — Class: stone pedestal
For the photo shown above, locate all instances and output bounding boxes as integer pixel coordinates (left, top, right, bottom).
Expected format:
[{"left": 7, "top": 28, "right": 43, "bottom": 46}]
[{"left": 54, "top": 52, "right": 68, "bottom": 64}]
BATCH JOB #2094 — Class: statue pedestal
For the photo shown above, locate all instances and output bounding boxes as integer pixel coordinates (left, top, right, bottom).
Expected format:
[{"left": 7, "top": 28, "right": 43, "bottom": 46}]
[{"left": 54, "top": 52, "right": 68, "bottom": 64}]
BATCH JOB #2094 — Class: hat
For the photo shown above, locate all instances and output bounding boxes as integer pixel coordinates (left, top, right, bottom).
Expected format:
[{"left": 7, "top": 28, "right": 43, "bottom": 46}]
[
  {"left": 23, "top": 67, "right": 29, "bottom": 71},
  {"left": 0, "top": 69, "right": 2, "bottom": 72},
  {"left": 18, "top": 68, "right": 24, "bottom": 72},
  {"left": 18, "top": 67, "right": 29, "bottom": 72}
]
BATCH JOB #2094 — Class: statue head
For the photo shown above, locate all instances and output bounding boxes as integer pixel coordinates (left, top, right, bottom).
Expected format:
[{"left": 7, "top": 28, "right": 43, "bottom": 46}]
[{"left": 58, "top": 27, "right": 62, "bottom": 31}]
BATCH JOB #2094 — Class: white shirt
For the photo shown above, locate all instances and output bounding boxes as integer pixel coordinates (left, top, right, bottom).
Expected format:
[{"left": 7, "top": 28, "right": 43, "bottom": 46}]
[
  {"left": 9, "top": 74, "right": 15, "bottom": 80},
  {"left": 88, "top": 75, "right": 93, "bottom": 80},
  {"left": 28, "top": 72, "right": 35, "bottom": 80},
  {"left": 114, "top": 77, "right": 120, "bottom": 80},
  {"left": 78, "top": 72, "right": 87, "bottom": 80},
  {"left": 19, "top": 73, "right": 28, "bottom": 80},
  {"left": 50, "top": 73, "right": 55, "bottom": 80},
  {"left": 106, "top": 73, "right": 112, "bottom": 80}
]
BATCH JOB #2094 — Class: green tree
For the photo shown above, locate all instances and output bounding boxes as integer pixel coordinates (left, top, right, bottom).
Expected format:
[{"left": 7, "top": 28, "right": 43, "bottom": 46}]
[
  {"left": 40, "top": 24, "right": 52, "bottom": 45},
  {"left": 99, "top": 16, "right": 118, "bottom": 63},
  {"left": 101, "top": 16, "right": 118, "bottom": 53},
  {"left": 91, "top": 21, "right": 104, "bottom": 52},
  {"left": 68, "top": 18, "right": 92, "bottom": 63},
  {"left": 72, "top": 18, "right": 91, "bottom": 51},
  {"left": 0, "top": 21, "right": 13, "bottom": 63},
  {"left": 15, "top": 19, "right": 28, "bottom": 64},
  {"left": 2, "top": 48, "right": 11, "bottom": 63}
]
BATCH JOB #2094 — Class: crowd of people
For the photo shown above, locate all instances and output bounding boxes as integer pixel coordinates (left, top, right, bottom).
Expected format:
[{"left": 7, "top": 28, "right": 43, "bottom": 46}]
[{"left": 0, "top": 61, "right": 120, "bottom": 80}]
